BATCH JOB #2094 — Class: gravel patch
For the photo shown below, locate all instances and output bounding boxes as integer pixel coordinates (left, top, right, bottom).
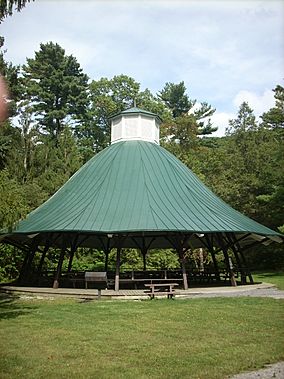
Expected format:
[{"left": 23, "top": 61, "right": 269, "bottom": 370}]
[
  {"left": 230, "top": 362, "right": 284, "bottom": 379},
  {"left": 177, "top": 287, "right": 284, "bottom": 299}
]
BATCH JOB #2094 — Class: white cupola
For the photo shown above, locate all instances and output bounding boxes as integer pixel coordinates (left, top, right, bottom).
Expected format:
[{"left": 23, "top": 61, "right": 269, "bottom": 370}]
[{"left": 110, "top": 107, "right": 161, "bottom": 145}]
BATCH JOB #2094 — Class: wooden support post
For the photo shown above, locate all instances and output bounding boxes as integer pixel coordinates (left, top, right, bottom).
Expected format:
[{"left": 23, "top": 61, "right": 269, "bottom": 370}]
[
  {"left": 210, "top": 250, "right": 220, "bottom": 281},
  {"left": 205, "top": 235, "right": 220, "bottom": 281},
  {"left": 37, "top": 244, "right": 49, "bottom": 274},
  {"left": 19, "top": 243, "right": 38, "bottom": 284},
  {"left": 141, "top": 248, "right": 147, "bottom": 271},
  {"left": 218, "top": 236, "right": 237, "bottom": 287},
  {"left": 233, "top": 235, "right": 254, "bottom": 284},
  {"left": 53, "top": 248, "right": 66, "bottom": 289},
  {"left": 18, "top": 250, "right": 30, "bottom": 284},
  {"left": 67, "top": 235, "right": 80, "bottom": 273},
  {"left": 36, "top": 244, "right": 50, "bottom": 285},
  {"left": 115, "top": 247, "right": 121, "bottom": 292},
  {"left": 101, "top": 236, "right": 112, "bottom": 272},
  {"left": 229, "top": 242, "right": 246, "bottom": 284},
  {"left": 224, "top": 249, "right": 237, "bottom": 287},
  {"left": 238, "top": 249, "right": 254, "bottom": 284},
  {"left": 104, "top": 250, "right": 109, "bottom": 272},
  {"left": 67, "top": 250, "right": 75, "bottom": 273},
  {"left": 178, "top": 248, "right": 188, "bottom": 290},
  {"left": 199, "top": 248, "right": 204, "bottom": 272}
]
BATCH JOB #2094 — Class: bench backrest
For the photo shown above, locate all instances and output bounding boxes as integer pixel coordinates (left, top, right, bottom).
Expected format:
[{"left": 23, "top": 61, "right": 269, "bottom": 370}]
[
  {"left": 85, "top": 272, "right": 107, "bottom": 280},
  {"left": 85, "top": 272, "right": 107, "bottom": 289}
]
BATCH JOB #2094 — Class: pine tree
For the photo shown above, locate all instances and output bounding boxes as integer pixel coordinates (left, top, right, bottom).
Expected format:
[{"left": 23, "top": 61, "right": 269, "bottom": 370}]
[
  {"left": 0, "top": 0, "right": 34, "bottom": 22},
  {"left": 158, "top": 81, "right": 216, "bottom": 136},
  {"left": 261, "top": 85, "right": 284, "bottom": 130},
  {"left": 22, "top": 42, "right": 89, "bottom": 143}
]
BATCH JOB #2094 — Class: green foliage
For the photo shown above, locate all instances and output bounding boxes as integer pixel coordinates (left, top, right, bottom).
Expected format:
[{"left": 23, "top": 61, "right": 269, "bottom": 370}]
[
  {"left": 158, "top": 81, "right": 216, "bottom": 135},
  {"left": 0, "top": 244, "right": 24, "bottom": 282},
  {"left": 22, "top": 42, "right": 89, "bottom": 141},
  {"left": 158, "top": 81, "right": 194, "bottom": 117},
  {"left": 261, "top": 85, "right": 284, "bottom": 129},
  {"left": 0, "top": 0, "right": 34, "bottom": 22},
  {"left": 146, "top": 249, "right": 180, "bottom": 270},
  {"left": 0, "top": 170, "right": 27, "bottom": 229}
]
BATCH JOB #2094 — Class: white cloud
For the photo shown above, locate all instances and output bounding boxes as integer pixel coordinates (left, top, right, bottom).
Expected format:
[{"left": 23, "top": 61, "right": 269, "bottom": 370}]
[
  {"left": 210, "top": 112, "right": 235, "bottom": 137},
  {"left": 233, "top": 89, "right": 275, "bottom": 116},
  {"left": 211, "top": 89, "right": 276, "bottom": 137}
]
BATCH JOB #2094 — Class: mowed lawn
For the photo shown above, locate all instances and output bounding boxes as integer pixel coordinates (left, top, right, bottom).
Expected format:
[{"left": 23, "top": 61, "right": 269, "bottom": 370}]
[
  {"left": 253, "top": 271, "right": 284, "bottom": 290},
  {"left": 0, "top": 295, "right": 283, "bottom": 379}
]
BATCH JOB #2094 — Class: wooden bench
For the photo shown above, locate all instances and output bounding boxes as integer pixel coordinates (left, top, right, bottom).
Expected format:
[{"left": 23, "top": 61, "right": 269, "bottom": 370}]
[{"left": 144, "top": 283, "right": 178, "bottom": 299}]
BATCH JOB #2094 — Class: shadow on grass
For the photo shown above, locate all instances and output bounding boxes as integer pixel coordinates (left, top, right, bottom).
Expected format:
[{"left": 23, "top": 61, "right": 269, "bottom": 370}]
[{"left": 0, "top": 292, "right": 38, "bottom": 320}]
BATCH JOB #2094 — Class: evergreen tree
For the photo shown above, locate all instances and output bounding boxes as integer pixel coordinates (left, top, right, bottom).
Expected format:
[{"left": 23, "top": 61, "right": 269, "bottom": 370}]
[
  {"left": 158, "top": 81, "right": 216, "bottom": 136},
  {"left": 261, "top": 85, "right": 284, "bottom": 130},
  {"left": 158, "top": 81, "right": 194, "bottom": 118},
  {"left": 0, "top": 0, "right": 34, "bottom": 22},
  {"left": 22, "top": 42, "right": 89, "bottom": 142}
]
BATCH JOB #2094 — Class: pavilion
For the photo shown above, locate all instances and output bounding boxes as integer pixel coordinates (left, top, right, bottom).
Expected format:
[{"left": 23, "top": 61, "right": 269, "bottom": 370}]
[{"left": 0, "top": 107, "right": 282, "bottom": 291}]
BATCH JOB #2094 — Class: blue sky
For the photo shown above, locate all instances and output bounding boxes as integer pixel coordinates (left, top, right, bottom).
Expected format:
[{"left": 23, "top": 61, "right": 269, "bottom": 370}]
[{"left": 1, "top": 0, "right": 284, "bottom": 135}]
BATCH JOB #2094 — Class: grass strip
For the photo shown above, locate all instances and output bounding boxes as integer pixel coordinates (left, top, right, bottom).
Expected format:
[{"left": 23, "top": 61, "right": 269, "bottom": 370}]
[{"left": 0, "top": 295, "right": 283, "bottom": 379}]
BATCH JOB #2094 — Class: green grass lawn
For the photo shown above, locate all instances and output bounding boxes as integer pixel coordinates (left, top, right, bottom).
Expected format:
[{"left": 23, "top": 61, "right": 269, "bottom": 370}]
[
  {"left": 253, "top": 271, "right": 284, "bottom": 290},
  {"left": 0, "top": 295, "right": 283, "bottom": 379}
]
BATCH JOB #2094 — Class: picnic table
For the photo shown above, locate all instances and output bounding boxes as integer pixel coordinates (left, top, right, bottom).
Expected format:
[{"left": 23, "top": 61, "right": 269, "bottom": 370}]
[{"left": 144, "top": 282, "right": 178, "bottom": 299}]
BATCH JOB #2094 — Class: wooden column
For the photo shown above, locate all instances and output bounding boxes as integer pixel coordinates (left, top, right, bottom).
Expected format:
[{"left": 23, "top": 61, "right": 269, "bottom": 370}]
[
  {"left": 178, "top": 248, "right": 188, "bottom": 290},
  {"left": 67, "top": 249, "right": 75, "bottom": 273},
  {"left": 218, "top": 235, "right": 237, "bottom": 287},
  {"left": 37, "top": 244, "right": 50, "bottom": 274},
  {"left": 204, "top": 235, "right": 220, "bottom": 281},
  {"left": 199, "top": 248, "right": 204, "bottom": 272},
  {"left": 36, "top": 244, "right": 50, "bottom": 285},
  {"left": 233, "top": 235, "right": 254, "bottom": 284},
  {"left": 141, "top": 248, "right": 147, "bottom": 271},
  {"left": 67, "top": 235, "right": 80, "bottom": 273},
  {"left": 19, "top": 243, "right": 38, "bottom": 284},
  {"left": 53, "top": 248, "right": 66, "bottom": 289},
  {"left": 104, "top": 250, "right": 109, "bottom": 272},
  {"left": 18, "top": 250, "right": 30, "bottom": 284},
  {"left": 224, "top": 250, "right": 237, "bottom": 286},
  {"left": 230, "top": 243, "right": 246, "bottom": 284},
  {"left": 115, "top": 247, "right": 121, "bottom": 292}
]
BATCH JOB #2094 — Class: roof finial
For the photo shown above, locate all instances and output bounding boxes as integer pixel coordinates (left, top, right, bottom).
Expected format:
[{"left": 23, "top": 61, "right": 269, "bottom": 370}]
[{"left": 133, "top": 98, "right": 137, "bottom": 108}]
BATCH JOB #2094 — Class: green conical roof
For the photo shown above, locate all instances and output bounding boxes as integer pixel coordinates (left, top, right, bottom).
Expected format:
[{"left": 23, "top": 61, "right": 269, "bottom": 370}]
[{"left": 1, "top": 140, "right": 281, "bottom": 249}]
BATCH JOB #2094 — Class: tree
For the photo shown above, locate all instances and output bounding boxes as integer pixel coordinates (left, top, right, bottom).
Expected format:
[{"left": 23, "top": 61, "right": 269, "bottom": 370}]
[
  {"left": 31, "top": 128, "right": 82, "bottom": 196},
  {"left": 226, "top": 101, "right": 257, "bottom": 135},
  {"left": 261, "top": 85, "right": 284, "bottom": 130},
  {"left": 22, "top": 42, "right": 89, "bottom": 142},
  {"left": 83, "top": 75, "right": 170, "bottom": 156},
  {"left": 0, "top": 0, "right": 34, "bottom": 22},
  {"left": 87, "top": 75, "right": 140, "bottom": 148},
  {"left": 225, "top": 102, "right": 261, "bottom": 178},
  {"left": 158, "top": 81, "right": 217, "bottom": 136},
  {"left": 158, "top": 81, "right": 194, "bottom": 118},
  {"left": 0, "top": 169, "right": 27, "bottom": 229}
]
